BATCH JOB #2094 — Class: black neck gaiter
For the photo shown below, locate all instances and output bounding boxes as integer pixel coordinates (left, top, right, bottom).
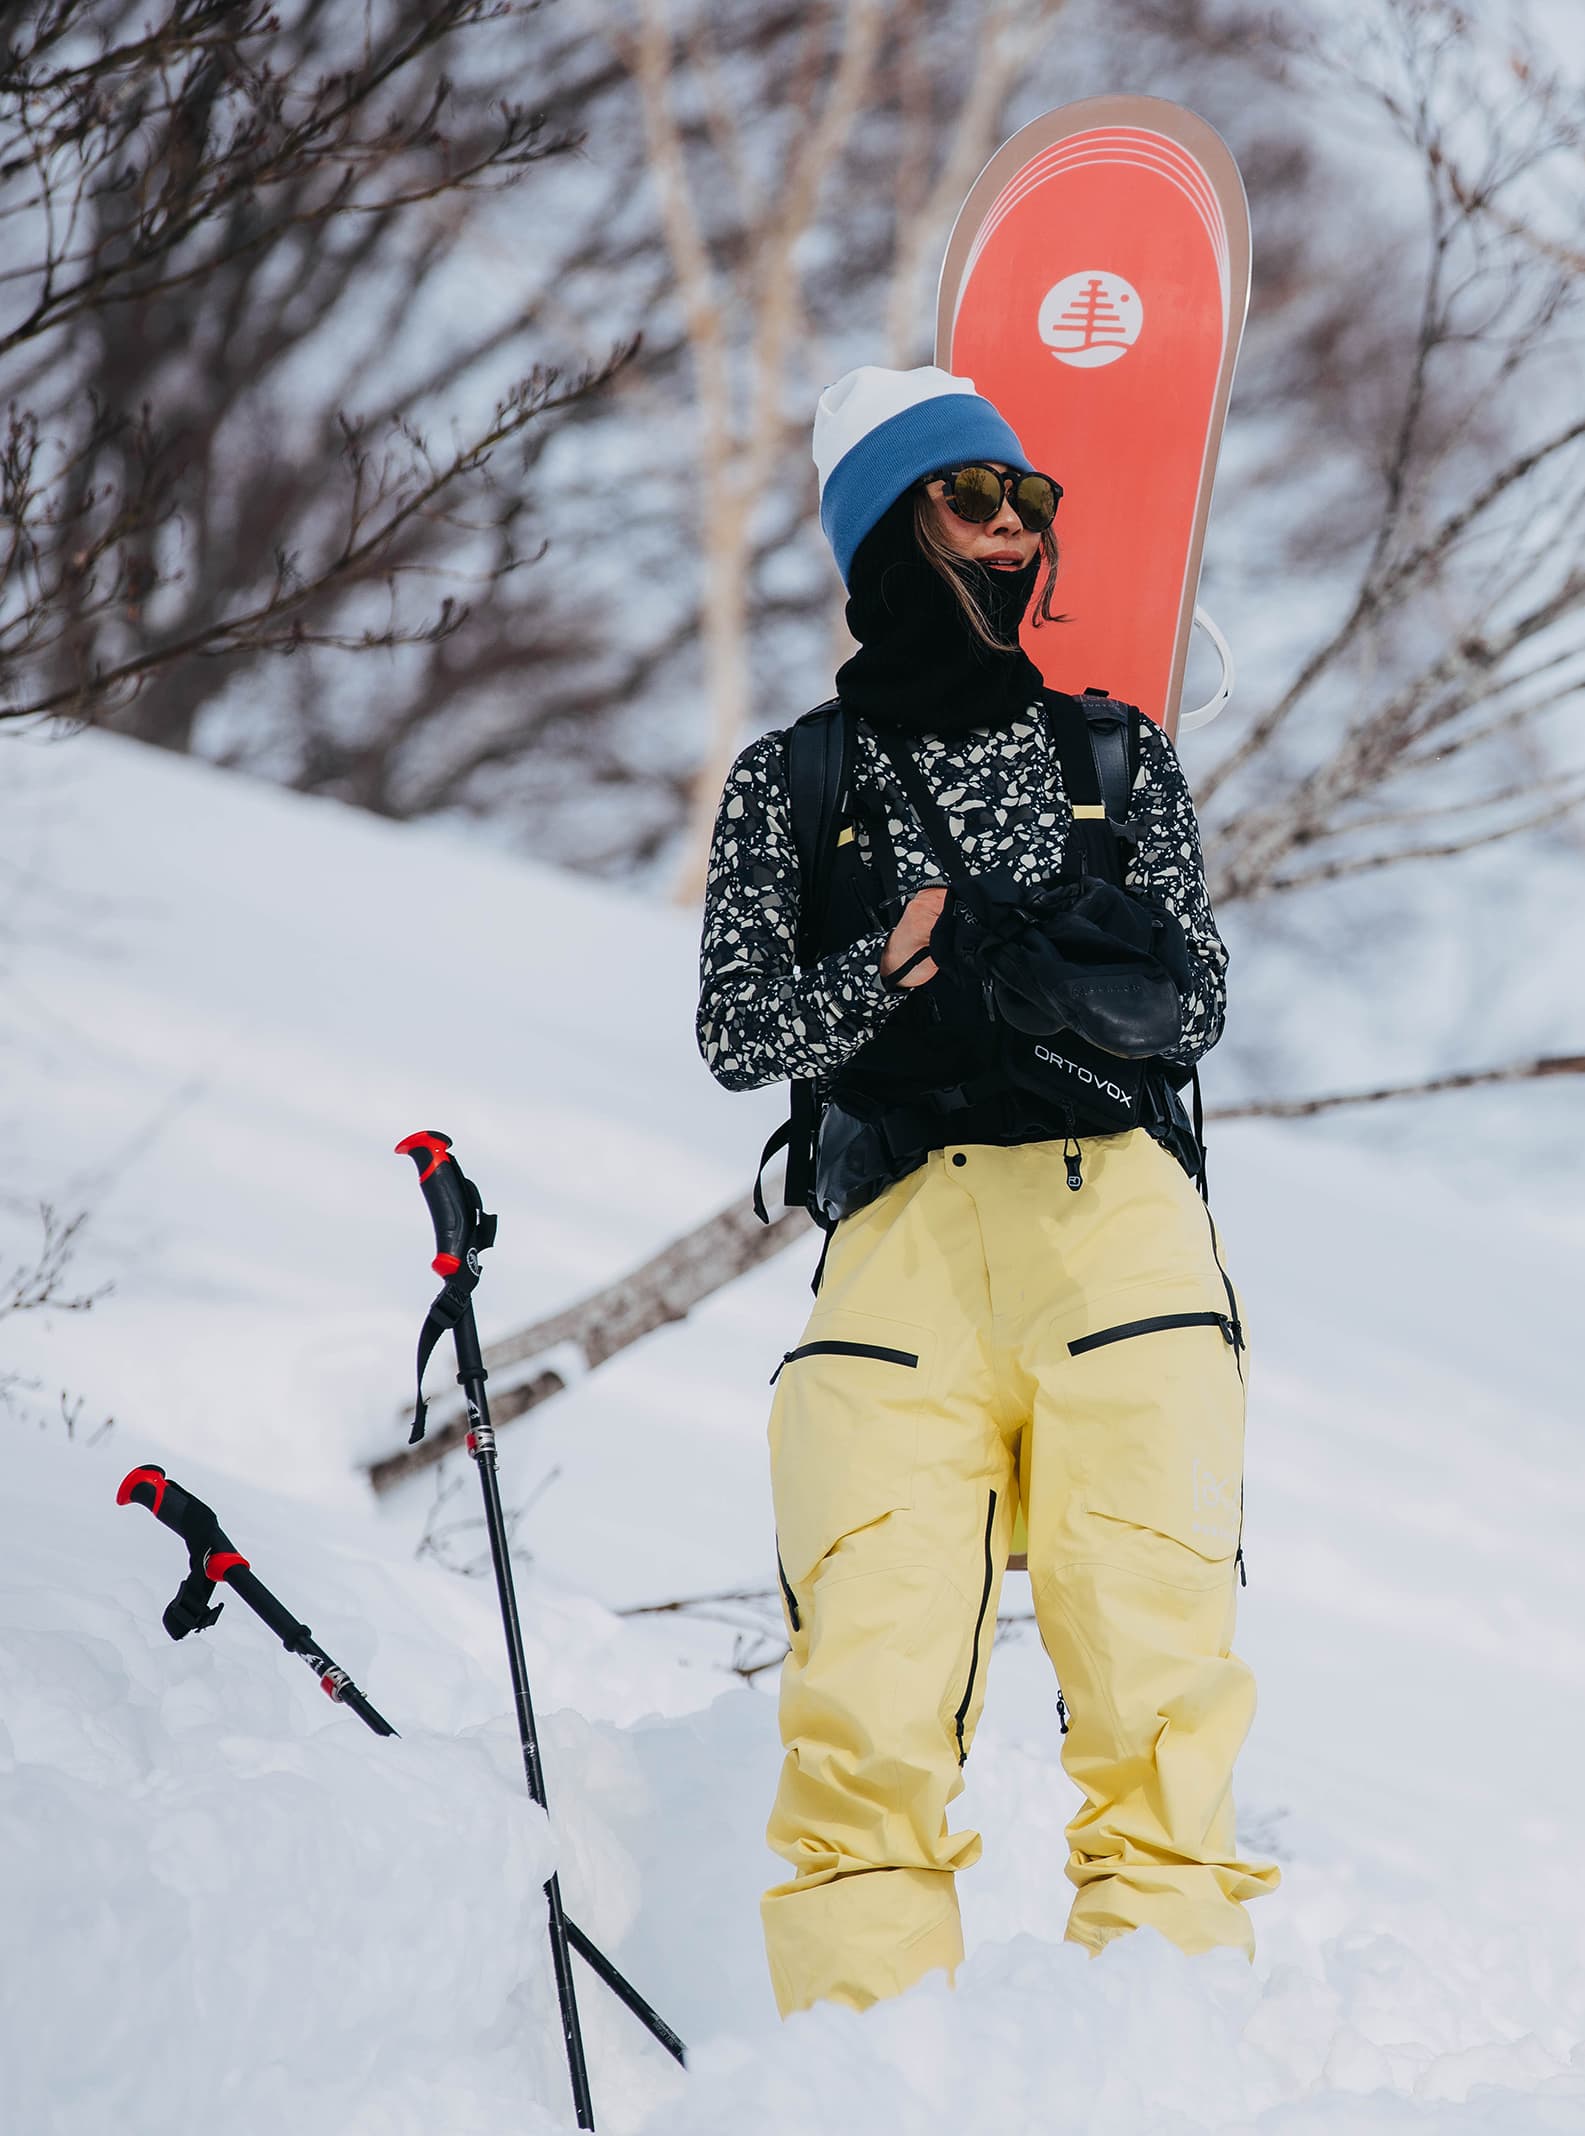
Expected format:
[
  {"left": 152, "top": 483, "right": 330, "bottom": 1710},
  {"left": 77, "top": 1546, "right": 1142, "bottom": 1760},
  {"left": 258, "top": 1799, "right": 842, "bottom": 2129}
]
[{"left": 834, "top": 490, "right": 1046, "bottom": 738}]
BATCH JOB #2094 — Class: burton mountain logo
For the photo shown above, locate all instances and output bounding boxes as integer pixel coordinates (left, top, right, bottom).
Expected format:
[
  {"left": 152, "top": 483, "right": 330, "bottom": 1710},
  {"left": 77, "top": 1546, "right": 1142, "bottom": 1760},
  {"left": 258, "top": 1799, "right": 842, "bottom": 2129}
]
[{"left": 1038, "top": 271, "right": 1144, "bottom": 369}]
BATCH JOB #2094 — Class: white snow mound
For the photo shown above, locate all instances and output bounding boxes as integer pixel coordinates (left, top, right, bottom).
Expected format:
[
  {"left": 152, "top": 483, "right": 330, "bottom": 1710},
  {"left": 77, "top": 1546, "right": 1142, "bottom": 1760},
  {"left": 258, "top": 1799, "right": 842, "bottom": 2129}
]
[{"left": 1, "top": 732, "right": 1582, "bottom": 2133}]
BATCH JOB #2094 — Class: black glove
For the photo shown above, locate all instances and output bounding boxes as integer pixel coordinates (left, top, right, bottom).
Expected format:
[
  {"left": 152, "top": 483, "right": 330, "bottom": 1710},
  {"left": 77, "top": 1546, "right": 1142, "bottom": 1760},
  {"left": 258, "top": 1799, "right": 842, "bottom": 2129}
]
[{"left": 930, "top": 873, "right": 1189, "bottom": 1060}]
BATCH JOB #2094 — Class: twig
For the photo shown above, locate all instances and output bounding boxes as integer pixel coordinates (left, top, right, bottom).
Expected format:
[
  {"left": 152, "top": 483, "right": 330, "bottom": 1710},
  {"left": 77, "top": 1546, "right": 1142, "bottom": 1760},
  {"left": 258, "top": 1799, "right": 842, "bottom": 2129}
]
[
  {"left": 1207, "top": 1052, "right": 1585, "bottom": 1121},
  {"left": 1263, "top": 783, "right": 1585, "bottom": 890},
  {"left": 617, "top": 1585, "right": 1039, "bottom": 1683}
]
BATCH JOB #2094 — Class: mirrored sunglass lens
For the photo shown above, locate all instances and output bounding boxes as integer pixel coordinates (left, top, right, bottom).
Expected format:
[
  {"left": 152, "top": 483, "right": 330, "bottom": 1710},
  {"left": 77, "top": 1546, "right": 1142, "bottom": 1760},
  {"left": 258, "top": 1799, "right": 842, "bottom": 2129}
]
[
  {"left": 1013, "top": 475, "right": 1059, "bottom": 530},
  {"left": 949, "top": 466, "right": 1002, "bottom": 520}
]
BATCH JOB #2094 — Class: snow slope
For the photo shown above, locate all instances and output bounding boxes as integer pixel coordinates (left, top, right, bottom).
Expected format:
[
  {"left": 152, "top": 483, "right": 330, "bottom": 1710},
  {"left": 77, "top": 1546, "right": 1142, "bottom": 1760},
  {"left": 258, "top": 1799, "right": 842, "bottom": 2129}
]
[{"left": 2, "top": 730, "right": 1582, "bottom": 2134}]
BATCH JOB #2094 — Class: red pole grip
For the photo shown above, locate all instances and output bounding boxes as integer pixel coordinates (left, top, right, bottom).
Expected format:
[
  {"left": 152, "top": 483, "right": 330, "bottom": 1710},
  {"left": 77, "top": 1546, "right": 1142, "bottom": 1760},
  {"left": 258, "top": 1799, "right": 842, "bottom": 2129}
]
[
  {"left": 117, "top": 1465, "right": 168, "bottom": 1516},
  {"left": 395, "top": 1130, "right": 469, "bottom": 1274}
]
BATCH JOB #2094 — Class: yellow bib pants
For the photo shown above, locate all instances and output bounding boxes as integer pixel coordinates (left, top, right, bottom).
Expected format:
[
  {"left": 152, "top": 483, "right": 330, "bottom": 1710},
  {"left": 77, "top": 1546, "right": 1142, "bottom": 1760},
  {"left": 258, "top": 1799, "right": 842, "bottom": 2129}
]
[{"left": 762, "top": 1130, "right": 1279, "bottom": 2016}]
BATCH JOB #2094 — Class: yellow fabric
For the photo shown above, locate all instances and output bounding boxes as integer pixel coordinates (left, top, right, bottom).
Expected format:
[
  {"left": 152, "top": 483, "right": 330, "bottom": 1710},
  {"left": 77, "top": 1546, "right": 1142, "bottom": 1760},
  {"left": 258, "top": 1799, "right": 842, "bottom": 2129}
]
[{"left": 762, "top": 1130, "right": 1279, "bottom": 2017}]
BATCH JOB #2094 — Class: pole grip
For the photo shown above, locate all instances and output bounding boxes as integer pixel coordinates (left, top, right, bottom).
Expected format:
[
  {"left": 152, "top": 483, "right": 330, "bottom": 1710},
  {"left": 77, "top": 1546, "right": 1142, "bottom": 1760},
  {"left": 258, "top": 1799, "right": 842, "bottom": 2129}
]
[
  {"left": 119, "top": 1468, "right": 399, "bottom": 1735},
  {"left": 117, "top": 1465, "right": 248, "bottom": 1639},
  {"left": 394, "top": 1130, "right": 473, "bottom": 1275},
  {"left": 117, "top": 1464, "right": 235, "bottom": 1560}
]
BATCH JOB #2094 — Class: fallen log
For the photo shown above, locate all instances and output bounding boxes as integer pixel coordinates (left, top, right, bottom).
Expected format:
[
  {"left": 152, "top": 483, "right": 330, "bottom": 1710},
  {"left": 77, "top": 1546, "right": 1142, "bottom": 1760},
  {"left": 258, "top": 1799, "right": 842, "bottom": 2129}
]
[
  {"left": 366, "top": 1193, "right": 813, "bottom": 1493},
  {"left": 366, "top": 1052, "right": 1583, "bottom": 1493}
]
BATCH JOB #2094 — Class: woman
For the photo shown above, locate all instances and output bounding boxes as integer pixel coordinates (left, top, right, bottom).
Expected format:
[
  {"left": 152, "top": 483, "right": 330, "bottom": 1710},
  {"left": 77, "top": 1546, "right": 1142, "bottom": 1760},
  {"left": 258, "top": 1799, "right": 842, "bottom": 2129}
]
[{"left": 697, "top": 365, "right": 1278, "bottom": 2019}]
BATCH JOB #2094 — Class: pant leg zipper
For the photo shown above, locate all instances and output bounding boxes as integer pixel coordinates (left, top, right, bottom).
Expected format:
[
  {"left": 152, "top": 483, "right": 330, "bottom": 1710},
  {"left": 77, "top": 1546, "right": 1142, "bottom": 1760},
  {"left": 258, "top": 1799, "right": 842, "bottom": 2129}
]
[
  {"left": 953, "top": 1489, "right": 997, "bottom": 1766},
  {"left": 1200, "top": 1201, "right": 1246, "bottom": 1384},
  {"left": 775, "top": 1542, "right": 801, "bottom": 1632}
]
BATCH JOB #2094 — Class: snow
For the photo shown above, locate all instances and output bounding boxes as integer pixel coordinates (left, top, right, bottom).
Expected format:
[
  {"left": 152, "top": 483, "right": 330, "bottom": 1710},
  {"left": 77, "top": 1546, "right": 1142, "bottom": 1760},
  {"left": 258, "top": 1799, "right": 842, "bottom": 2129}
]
[{"left": 2, "top": 728, "right": 1583, "bottom": 2133}]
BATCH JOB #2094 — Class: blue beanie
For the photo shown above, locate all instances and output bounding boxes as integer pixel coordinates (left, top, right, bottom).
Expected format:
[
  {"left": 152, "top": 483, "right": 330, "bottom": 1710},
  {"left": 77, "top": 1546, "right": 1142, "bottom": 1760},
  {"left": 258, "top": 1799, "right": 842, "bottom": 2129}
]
[{"left": 813, "top": 365, "right": 1032, "bottom": 586}]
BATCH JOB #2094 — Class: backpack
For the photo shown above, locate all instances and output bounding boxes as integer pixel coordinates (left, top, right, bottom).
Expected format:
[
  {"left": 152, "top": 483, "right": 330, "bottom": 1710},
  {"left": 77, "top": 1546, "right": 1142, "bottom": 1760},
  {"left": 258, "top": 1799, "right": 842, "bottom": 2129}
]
[{"left": 755, "top": 689, "right": 1150, "bottom": 1223}]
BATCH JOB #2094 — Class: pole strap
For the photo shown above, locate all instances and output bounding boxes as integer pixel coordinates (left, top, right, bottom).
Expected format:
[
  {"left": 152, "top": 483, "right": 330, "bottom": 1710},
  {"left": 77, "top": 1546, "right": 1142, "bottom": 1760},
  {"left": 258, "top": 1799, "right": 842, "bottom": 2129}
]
[{"left": 408, "top": 1269, "right": 479, "bottom": 1444}]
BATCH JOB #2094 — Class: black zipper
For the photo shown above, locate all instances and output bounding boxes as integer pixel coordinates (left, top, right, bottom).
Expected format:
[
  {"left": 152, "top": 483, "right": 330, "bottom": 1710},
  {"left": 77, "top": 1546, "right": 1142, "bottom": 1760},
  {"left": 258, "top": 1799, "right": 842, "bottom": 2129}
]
[
  {"left": 770, "top": 1338, "right": 920, "bottom": 1385},
  {"left": 775, "top": 1542, "right": 801, "bottom": 1633},
  {"left": 953, "top": 1489, "right": 997, "bottom": 1766},
  {"left": 1201, "top": 1203, "right": 1247, "bottom": 1384},
  {"left": 1203, "top": 1197, "right": 1248, "bottom": 1565},
  {"left": 1067, "top": 1309, "right": 1238, "bottom": 1357}
]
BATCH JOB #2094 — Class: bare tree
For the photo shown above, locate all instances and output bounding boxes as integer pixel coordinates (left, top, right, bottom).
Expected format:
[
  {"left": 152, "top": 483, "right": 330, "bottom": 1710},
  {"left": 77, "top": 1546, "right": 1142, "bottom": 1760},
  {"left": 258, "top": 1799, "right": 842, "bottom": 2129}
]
[
  {"left": 11, "top": 2, "right": 1579, "bottom": 940},
  {"left": 598, "top": 0, "right": 1071, "bottom": 900},
  {"left": 0, "top": 1203, "right": 102, "bottom": 1320},
  {"left": 1197, "top": 0, "right": 1585, "bottom": 907},
  {"left": 546, "top": 0, "right": 1585, "bottom": 903},
  {"left": 0, "top": 1199, "right": 112, "bottom": 1433},
  {"left": 0, "top": 0, "right": 635, "bottom": 748},
  {"left": 610, "top": 0, "right": 884, "bottom": 902}
]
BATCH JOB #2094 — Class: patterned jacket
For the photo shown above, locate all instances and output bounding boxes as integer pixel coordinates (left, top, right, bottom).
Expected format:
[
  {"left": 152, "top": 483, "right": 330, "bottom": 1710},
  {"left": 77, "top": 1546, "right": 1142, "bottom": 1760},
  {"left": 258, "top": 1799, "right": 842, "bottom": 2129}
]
[{"left": 696, "top": 703, "right": 1226, "bottom": 1095}]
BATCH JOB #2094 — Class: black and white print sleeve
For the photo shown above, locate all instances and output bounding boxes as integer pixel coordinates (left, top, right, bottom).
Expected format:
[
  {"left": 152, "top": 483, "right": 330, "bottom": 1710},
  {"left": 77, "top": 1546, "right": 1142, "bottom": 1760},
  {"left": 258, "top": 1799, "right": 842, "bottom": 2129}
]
[
  {"left": 696, "top": 706, "right": 1230, "bottom": 1091},
  {"left": 1124, "top": 713, "right": 1228, "bottom": 1067},
  {"left": 696, "top": 734, "right": 907, "bottom": 1093}
]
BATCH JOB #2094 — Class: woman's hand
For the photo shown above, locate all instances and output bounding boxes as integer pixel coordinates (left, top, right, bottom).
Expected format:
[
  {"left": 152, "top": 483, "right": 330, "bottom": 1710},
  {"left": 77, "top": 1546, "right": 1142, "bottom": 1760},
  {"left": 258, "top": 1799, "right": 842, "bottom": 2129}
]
[{"left": 880, "top": 886, "right": 948, "bottom": 990}]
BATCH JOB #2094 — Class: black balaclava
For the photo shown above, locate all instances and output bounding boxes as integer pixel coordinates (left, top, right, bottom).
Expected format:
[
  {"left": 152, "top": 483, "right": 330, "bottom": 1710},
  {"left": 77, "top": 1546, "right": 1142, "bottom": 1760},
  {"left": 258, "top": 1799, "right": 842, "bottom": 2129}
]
[{"left": 834, "top": 488, "right": 1046, "bottom": 738}]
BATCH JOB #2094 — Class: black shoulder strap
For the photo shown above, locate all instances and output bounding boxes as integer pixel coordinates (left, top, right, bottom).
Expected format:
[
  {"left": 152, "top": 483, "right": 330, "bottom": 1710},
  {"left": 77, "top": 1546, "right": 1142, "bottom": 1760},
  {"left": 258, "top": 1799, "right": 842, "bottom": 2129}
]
[
  {"left": 868, "top": 691, "right": 1141, "bottom": 902},
  {"left": 1043, "top": 689, "right": 1137, "bottom": 887},
  {"left": 1078, "top": 688, "right": 1140, "bottom": 830},
  {"left": 867, "top": 729, "right": 997, "bottom": 937},
  {"left": 756, "top": 700, "right": 848, "bottom": 1229},
  {"left": 785, "top": 698, "right": 849, "bottom": 967}
]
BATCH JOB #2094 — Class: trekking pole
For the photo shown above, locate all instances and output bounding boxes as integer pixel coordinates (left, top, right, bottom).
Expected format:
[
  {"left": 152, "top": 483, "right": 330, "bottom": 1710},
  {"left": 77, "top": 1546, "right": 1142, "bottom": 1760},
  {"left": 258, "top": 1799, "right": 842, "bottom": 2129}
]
[
  {"left": 395, "top": 1130, "right": 684, "bottom": 2129},
  {"left": 117, "top": 1465, "right": 398, "bottom": 1737},
  {"left": 114, "top": 1451, "right": 683, "bottom": 2095}
]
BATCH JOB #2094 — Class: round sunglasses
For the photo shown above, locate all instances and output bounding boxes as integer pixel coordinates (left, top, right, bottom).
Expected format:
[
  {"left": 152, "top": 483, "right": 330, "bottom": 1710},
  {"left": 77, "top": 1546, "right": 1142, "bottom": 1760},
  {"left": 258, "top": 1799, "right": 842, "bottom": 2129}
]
[{"left": 924, "top": 463, "right": 1063, "bottom": 532}]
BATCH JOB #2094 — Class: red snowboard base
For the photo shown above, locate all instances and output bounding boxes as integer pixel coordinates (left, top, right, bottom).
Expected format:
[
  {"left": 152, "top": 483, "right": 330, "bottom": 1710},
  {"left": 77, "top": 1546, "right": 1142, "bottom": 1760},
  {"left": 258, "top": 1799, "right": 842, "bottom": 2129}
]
[{"left": 937, "top": 96, "right": 1251, "bottom": 738}]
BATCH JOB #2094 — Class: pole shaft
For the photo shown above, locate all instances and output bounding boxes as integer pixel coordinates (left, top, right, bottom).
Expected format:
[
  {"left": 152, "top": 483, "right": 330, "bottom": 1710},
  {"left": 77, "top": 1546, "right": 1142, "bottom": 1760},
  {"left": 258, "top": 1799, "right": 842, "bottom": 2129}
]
[
  {"left": 224, "top": 1568, "right": 398, "bottom": 1738},
  {"left": 565, "top": 1920, "right": 687, "bottom": 2067},
  {"left": 456, "top": 1301, "right": 596, "bottom": 2132}
]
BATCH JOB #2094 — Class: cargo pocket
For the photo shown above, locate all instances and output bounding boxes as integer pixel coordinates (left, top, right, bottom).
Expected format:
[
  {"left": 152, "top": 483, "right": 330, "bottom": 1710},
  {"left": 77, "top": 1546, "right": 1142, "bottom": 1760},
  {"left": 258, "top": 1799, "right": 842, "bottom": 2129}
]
[
  {"left": 1065, "top": 1303, "right": 1246, "bottom": 1572},
  {"left": 767, "top": 1307, "right": 932, "bottom": 1595}
]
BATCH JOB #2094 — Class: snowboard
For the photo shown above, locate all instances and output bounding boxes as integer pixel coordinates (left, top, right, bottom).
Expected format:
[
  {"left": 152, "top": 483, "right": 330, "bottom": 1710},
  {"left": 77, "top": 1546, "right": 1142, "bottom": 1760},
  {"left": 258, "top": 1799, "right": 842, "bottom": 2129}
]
[{"left": 936, "top": 95, "right": 1251, "bottom": 739}]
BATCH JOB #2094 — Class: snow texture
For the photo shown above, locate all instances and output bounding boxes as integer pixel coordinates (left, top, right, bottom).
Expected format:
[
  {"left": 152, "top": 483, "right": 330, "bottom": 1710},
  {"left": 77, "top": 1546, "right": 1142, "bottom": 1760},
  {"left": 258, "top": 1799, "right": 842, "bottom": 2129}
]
[{"left": 1, "top": 730, "right": 1582, "bottom": 2134}]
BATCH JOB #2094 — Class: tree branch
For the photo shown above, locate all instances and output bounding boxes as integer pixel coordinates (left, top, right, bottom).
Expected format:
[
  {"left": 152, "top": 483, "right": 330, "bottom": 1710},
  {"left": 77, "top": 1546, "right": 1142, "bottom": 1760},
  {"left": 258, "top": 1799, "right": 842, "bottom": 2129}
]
[
  {"left": 1260, "top": 783, "right": 1585, "bottom": 892},
  {"left": 365, "top": 1192, "right": 814, "bottom": 1492},
  {"left": 1207, "top": 1052, "right": 1585, "bottom": 1122},
  {"left": 1, "top": 349, "right": 634, "bottom": 724}
]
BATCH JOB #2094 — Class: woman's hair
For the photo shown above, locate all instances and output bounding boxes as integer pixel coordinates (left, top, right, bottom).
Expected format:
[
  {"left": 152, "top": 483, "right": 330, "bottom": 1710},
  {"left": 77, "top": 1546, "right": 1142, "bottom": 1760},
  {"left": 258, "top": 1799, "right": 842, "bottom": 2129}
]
[{"left": 911, "top": 486, "right": 1064, "bottom": 650}]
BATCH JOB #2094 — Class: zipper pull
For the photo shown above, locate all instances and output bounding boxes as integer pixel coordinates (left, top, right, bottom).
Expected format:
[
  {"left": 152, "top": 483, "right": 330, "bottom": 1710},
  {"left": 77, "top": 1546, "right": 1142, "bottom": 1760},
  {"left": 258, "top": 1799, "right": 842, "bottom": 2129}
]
[
  {"left": 1055, "top": 1688, "right": 1069, "bottom": 1735},
  {"left": 1063, "top": 1137, "right": 1083, "bottom": 1192},
  {"left": 1236, "top": 1545, "right": 1247, "bottom": 1588},
  {"left": 769, "top": 1353, "right": 793, "bottom": 1386}
]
